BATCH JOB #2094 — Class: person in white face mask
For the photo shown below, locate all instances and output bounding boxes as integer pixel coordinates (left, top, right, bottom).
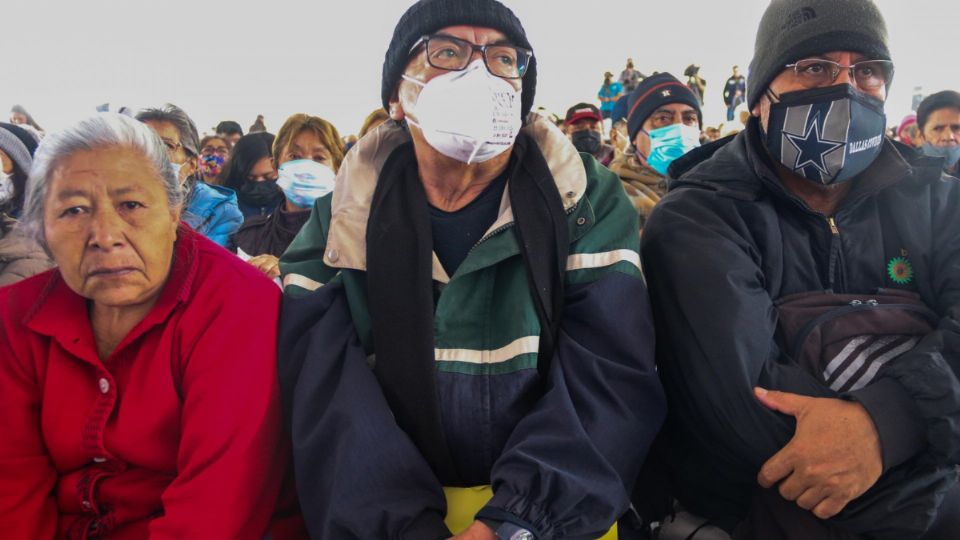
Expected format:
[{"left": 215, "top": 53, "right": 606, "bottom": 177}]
[
  {"left": 0, "top": 122, "right": 53, "bottom": 285},
  {"left": 275, "top": 1, "right": 665, "bottom": 539},
  {"left": 235, "top": 113, "right": 344, "bottom": 278}
]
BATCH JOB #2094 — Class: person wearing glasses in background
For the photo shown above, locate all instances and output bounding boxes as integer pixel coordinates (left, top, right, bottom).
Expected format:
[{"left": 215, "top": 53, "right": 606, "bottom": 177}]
[
  {"left": 275, "top": 1, "right": 665, "bottom": 539},
  {"left": 641, "top": 1, "right": 960, "bottom": 539},
  {"left": 136, "top": 105, "right": 242, "bottom": 248}
]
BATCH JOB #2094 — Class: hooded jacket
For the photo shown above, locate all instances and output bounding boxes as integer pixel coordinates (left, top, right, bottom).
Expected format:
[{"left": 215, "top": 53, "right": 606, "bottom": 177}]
[
  {"left": 181, "top": 181, "right": 243, "bottom": 247},
  {"left": 641, "top": 119, "right": 960, "bottom": 539},
  {"left": 277, "top": 119, "right": 666, "bottom": 539},
  {"left": 0, "top": 214, "right": 53, "bottom": 287}
]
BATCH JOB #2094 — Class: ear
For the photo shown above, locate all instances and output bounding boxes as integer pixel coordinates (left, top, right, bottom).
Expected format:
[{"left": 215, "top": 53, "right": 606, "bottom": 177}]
[{"left": 388, "top": 85, "right": 405, "bottom": 121}]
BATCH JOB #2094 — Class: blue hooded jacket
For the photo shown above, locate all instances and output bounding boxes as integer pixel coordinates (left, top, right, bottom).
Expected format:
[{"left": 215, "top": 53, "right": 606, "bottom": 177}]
[{"left": 182, "top": 181, "right": 243, "bottom": 247}]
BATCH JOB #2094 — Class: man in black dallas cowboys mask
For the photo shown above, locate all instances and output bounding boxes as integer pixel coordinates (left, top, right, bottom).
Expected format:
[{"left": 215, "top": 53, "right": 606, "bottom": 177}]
[{"left": 640, "top": 0, "right": 960, "bottom": 538}]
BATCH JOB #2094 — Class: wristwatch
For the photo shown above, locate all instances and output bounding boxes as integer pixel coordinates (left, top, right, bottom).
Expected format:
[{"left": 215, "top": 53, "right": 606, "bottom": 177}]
[{"left": 494, "top": 521, "right": 535, "bottom": 540}]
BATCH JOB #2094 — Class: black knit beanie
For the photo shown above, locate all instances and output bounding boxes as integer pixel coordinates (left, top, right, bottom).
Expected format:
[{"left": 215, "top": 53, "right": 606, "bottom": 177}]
[
  {"left": 381, "top": 0, "right": 537, "bottom": 120},
  {"left": 748, "top": 0, "right": 891, "bottom": 109},
  {"left": 626, "top": 73, "right": 702, "bottom": 141}
]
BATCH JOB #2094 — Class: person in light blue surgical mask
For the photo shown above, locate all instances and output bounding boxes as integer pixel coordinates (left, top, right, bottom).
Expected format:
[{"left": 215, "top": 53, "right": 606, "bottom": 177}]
[
  {"left": 609, "top": 72, "right": 702, "bottom": 230},
  {"left": 234, "top": 113, "right": 345, "bottom": 278},
  {"left": 916, "top": 90, "right": 960, "bottom": 176}
]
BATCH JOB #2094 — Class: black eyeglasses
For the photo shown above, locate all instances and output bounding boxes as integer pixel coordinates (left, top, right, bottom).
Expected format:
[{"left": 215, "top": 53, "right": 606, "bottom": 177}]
[
  {"left": 410, "top": 34, "right": 532, "bottom": 79},
  {"left": 784, "top": 58, "right": 894, "bottom": 91}
]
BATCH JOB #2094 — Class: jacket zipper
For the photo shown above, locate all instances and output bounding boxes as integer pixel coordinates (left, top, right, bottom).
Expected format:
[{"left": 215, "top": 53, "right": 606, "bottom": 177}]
[
  {"left": 826, "top": 216, "right": 846, "bottom": 292},
  {"left": 467, "top": 201, "right": 580, "bottom": 256}
]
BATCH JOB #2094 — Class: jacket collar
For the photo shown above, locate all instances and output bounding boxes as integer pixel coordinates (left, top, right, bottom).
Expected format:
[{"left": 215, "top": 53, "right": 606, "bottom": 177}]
[
  {"left": 322, "top": 116, "right": 586, "bottom": 280},
  {"left": 25, "top": 224, "right": 200, "bottom": 363}
]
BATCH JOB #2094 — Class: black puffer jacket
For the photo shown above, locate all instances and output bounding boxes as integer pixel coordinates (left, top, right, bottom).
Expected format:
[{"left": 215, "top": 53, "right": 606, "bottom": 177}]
[{"left": 641, "top": 119, "right": 960, "bottom": 539}]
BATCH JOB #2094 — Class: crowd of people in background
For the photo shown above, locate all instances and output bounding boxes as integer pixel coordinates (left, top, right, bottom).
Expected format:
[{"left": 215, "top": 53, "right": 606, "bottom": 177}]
[{"left": 2, "top": 0, "right": 960, "bottom": 538}]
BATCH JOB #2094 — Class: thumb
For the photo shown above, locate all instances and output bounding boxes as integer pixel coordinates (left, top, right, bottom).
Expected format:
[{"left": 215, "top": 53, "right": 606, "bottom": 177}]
[{"left": 754, "top": 387, "right": 807, "bottom": 416}]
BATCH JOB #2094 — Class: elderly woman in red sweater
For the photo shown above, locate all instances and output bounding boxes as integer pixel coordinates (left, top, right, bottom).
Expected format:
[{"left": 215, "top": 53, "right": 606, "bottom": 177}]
[{"left": 0, "top": 114, "right": 300, "bottom": 539}]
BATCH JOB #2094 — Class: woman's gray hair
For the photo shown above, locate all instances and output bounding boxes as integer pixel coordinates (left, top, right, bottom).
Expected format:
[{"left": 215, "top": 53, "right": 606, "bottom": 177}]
[
  {"left": 134, "top": 103, "right": 201, "bottom": 158},
  {"left": 20, "top": 113, "right": 184, "bottom": 250}
]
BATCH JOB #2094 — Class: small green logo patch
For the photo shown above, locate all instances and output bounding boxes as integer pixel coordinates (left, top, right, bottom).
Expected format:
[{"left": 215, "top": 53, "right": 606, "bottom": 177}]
[{"left": 887, "top": 256, "right": 913, "bottom": 285}]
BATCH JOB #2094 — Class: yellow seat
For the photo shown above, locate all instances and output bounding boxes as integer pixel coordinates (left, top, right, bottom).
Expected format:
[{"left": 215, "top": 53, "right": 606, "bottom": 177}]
[{"left": 443, "top": 486, "right": 618, "bottom": 539}]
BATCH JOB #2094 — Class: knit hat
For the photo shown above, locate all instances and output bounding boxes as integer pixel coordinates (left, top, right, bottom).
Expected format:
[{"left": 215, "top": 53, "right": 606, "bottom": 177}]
[
  {"left": 917, "top": 90, "right": 960, "bottom": 131},
  {"left": 747, "top": 0, "right": 891, "bottom": 109},
  {"left": 0, "top": 122, "right": 38, "bottom": 175},
  {"left": 897, "top": 114, "right": 917, "bottom": 136},
  {"left": 381, "top": 0, "right": 537, "bottom": 120},
  {"left": 626, "top": 73, "right": 702, "bottom": 140}
]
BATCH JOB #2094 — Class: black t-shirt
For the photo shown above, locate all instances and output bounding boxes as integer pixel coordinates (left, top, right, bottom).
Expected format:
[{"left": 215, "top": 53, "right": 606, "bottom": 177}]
[{"left": 429, "top": 172, "right": 508, "bottom": 277}]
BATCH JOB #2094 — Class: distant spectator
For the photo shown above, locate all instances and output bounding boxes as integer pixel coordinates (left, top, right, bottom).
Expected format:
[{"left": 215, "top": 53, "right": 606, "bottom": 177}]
[
  {"left": 897, "top": 114, "right": 922, "bottom": 149},
  {"left": 198, "top": 135, "right": 230, "bottom": 185},
  {"left": 619, "top": 58, "right": 644, "bottom": 93},
  {"left": 564, "top": 103, "right": 614, "bottom": 166},
  {"left": 722, "top": 65, "right": 746, "bottom": 121},
  {"left": 220, "top": 132, "right": 282, "bottom": 219},
  {"left": 234, "top": 114, "right": 343, "bottom": 276},
  {"left": 684, "top": 64, "right": 707, "bottom": 106},
  {"left": 137, "top": 104, "right": 243, "bottom": 247},
  {"left": 917, "top": 90, "right": 960, "bottom": 175},
  {"left": 249, "top": 114, "right": 267, "bottom": 133},
  {"left": 216, "top": 120, "right": 244, "bottom": 148},
  {"left": 598, "top": 71, "right": 624, "bottom": 124},
  {"left": 9, "top": 105, "right": 44, "bottom": 136}
]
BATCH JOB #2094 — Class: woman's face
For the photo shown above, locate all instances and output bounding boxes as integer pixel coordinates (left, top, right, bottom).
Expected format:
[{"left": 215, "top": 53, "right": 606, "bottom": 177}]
[
  {"left": 247, "top": 156, "right": 278, "bottom": 182},
  {"left": 278, "top": 129, "right": 333, "bottom": 169},
  {"left": 43, "top": 146, "right": 180, "bottom": 309},
  {"left": 10, "top": 112, "right": 28, "bottom": 125}
]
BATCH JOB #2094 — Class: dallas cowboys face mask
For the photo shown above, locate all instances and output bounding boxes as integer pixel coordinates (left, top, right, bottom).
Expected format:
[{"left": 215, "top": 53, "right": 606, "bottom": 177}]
[{"left": 764, "top": 84, "right": 886, "bottom": 185}]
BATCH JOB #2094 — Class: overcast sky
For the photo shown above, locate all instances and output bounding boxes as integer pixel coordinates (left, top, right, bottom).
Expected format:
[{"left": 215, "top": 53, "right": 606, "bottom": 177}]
[{"left": 3, "top": 0, "right": 958, "bottom": 137}]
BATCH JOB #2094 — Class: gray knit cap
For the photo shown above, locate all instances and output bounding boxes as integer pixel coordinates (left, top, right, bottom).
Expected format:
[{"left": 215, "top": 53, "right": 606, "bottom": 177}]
[
  {"left": 381, "top": 0, "right": 537, "bottom": 120},
  {"left": 0, "top": 122, "right": 37, "bottom": 175},
  {"left": 748, "top": 0, "right": 891, "bottom": 108}
]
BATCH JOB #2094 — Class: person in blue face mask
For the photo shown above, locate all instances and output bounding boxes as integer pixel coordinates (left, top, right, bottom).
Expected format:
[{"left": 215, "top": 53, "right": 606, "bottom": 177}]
[
  {"left": 233, "top": 113, "right": 344, "bottom": 278},
  {"left": 916, "top": 90, "right": 960, "bottom": 176},
  {"left": 640, "top": 0, "right": 960, "bottom": 538},
  {"left": 609, "top": 73, "right": 702, "bottom": 230}
]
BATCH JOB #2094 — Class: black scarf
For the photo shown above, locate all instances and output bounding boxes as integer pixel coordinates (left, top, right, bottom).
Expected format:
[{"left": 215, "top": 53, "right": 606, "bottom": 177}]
[{"left": 365, "top": 133, "right": 569, "bottom": 482}]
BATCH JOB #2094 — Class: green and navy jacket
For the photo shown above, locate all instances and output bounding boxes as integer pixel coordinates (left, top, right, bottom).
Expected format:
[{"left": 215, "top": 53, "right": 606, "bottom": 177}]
[{"left": 277, "top": 118, "right": 666, "bottom": 539}]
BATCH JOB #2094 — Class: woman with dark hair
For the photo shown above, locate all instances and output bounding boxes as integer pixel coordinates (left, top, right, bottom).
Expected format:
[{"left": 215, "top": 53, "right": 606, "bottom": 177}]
[
  {"left": 220, "top": 131, "right": 282, "bottom": 219},
  {"left": 0, "top": 122, "right": 52, "bottom": 284}
]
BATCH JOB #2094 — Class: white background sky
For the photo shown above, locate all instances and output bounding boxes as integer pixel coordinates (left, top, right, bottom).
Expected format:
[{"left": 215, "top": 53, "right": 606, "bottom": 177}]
[{"left": 2, "top": 0, "right": 958, "bottom": 137}]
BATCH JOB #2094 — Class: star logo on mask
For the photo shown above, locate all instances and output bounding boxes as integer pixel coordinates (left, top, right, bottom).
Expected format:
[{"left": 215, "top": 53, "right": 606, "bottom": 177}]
[
  {"left": 661, "top": 90, "right": 672, "bottom": 97},
  {"left": 783, "top": 112, "right": 845, "bottom": 175}
]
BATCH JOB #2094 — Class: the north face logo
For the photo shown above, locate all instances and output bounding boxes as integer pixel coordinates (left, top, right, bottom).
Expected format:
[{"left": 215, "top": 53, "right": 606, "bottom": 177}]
[{"left": 781, "top": 7, "right": 817, "bottom": 31}]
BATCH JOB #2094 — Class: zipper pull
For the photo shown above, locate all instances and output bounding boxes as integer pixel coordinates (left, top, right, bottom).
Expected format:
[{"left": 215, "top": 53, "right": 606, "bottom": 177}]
[{"left": 827, "top": 216, "right": 840, "bottom": 236}]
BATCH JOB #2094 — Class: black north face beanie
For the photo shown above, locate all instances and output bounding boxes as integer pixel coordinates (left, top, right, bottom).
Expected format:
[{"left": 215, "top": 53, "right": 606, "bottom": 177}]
[{"left": 747, "top": 0, "right": 891, "bottom": 109}]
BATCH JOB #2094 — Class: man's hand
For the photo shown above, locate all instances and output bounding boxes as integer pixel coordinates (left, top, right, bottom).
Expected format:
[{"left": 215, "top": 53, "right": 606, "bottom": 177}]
[
  {"left": 248, "top": 254, "right": 281, "bottom": 279},
  {"left": 755, "top": 387, "right": 882, "bottom": 520},
  {"left": 449, "top": 521, "right": 496, "bottom": 540}
]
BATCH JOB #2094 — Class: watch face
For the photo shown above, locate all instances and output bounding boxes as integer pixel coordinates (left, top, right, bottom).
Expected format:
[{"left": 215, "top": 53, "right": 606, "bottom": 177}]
[{"left": 510, "top": 532, "right": 534, "bottom": 540}]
